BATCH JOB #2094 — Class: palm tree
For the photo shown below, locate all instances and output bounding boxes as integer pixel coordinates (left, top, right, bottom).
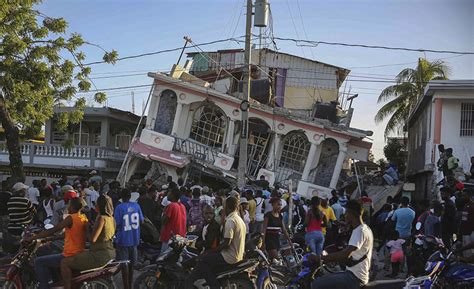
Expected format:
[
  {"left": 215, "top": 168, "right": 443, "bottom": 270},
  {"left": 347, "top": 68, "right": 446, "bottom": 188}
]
[{"left": 375, "top": 58, "right": 450, "bottom": 137}]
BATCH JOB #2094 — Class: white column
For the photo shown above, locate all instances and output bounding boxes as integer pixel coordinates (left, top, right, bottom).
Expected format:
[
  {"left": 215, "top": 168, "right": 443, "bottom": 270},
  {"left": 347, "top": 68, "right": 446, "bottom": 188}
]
[
  {"left": 171, "top": 102, "right": 183, "bottom": 136},
  {"left": 100, "top": 118, "right": 109, "bottom": 147},
  {"left": 301, "top": 142, "right": 318, "bottom": 181},
  {"left": 266, "top": 133, "right": 282, "bottom": 170},
  {"left": 226, "top": 120, "right": 236, "bottom": 155},
  {"left": 329, "top": 143, "right": 348, "bottom": 189}
]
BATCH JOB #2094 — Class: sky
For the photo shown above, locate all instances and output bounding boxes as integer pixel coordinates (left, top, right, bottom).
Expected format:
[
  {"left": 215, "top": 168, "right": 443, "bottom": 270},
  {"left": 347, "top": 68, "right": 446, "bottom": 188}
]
[{"left": 37, "top": 0, "right": 474, "bottom": 160}]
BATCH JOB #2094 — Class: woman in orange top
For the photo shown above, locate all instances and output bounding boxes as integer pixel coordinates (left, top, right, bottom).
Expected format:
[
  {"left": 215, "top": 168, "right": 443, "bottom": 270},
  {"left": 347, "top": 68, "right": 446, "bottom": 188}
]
[{"left": 25, "top": 197, "right": 88, "bottom": 289}]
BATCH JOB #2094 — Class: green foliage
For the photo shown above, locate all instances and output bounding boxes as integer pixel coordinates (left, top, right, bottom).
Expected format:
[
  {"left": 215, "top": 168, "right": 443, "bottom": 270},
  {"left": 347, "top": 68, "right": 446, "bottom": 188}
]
[
  {"left": 0, "top": 1, "right": 117, "bottom": 134},
  {"left": 383, "top": 139, "right": 407, "bottom": 177},
  {"left": 375, "top": 58, "right": 449, "bottom": 137}
]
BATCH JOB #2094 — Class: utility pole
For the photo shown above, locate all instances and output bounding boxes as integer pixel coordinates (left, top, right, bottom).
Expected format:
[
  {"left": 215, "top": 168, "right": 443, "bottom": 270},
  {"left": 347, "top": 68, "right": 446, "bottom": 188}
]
[
  {"left": 237, "top": 0, "right": 253, "bottom": 189},
  {"left": 131, "top": 91, "right": 135, "bottom": 114}
]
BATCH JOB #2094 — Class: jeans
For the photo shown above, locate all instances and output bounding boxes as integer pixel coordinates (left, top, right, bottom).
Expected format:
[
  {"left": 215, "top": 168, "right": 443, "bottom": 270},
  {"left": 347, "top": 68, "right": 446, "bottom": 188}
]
[
  {"left": 185, "top": 251, "right": 233, "bottom": 289},
  {"left": 305, "top": 230, "right": 325, "bottom": 255},
  {"left": 35, "top": 253, "right": 64, "bottom": 289},
  {"left": 116, "top": 246, "right": 138, "bottom": 264},
  {"left": 311, "top": 271, "right": 362, "bottom": 289}
]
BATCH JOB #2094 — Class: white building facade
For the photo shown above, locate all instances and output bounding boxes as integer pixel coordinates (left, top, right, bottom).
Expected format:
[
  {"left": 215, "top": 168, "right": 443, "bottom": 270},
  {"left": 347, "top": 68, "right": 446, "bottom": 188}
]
[
  {"left": 407, "top": 80, "right": 474, "bottom": 199},
  {"left": 119, "top": 70, "right": 372, "bottom": 199}
]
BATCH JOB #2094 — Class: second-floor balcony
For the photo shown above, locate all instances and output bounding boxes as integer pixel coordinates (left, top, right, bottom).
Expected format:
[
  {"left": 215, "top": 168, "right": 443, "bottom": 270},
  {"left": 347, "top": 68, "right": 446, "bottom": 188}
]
[{"left": 0, "top": 142, "right": 127, "bottom": 171}]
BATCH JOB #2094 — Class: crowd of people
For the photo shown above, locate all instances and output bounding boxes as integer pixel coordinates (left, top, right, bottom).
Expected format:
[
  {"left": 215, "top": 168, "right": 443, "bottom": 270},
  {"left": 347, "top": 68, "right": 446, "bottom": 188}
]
[{"left": 0, "top": 167, "right": 473, "bottom": 289}]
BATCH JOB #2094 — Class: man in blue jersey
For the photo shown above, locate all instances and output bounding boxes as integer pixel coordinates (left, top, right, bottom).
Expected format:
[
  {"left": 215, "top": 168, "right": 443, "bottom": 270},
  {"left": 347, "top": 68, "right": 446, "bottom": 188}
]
[{"left": 114, "top": 188, "right": 144, "bottom": 289}]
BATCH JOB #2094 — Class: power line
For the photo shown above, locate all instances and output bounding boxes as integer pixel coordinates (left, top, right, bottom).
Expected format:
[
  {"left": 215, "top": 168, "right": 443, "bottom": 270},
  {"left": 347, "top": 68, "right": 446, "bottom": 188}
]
[
  {"left": 273, "top": 37, "right": 474, "bottom": 55},
  {"left": 84, "top": 36, "right": 246, "bottom": 65}
]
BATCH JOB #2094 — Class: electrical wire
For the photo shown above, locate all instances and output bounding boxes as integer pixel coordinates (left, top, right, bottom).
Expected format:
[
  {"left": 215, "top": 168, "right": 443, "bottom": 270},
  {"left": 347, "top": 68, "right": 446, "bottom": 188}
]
[
  {"left": 84, "top": 36, "right": 247, "bottom": 65},
  {"left": 273, "top": 37, "right": 474, "bottom": 55}
]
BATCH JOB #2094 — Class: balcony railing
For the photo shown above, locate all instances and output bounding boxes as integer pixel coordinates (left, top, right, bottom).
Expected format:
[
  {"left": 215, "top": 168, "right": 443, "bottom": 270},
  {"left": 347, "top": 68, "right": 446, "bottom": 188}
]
[
  {"left": 0, "top": 142, "right": 127, "bottom": 170},
  {"left": 172, "top": 137, "right": 219, "bottom": 164}
]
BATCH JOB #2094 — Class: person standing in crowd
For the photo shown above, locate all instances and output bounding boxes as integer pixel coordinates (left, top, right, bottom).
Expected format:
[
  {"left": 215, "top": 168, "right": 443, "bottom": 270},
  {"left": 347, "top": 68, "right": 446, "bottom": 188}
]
[
  {"left": 196, "top": 204, "right": 221, "bottom": 254},
  {"left": 200, "top": 186, "right": 214, "bottom": 206},
  {"left": 319, "top": 197, "right": 336, "bottom": 237},
  {"left": 138, "top": 185, "right": 161, "bottom": 230},
  {"left": 360, "top": 192, "right": 373, "bottom": 225},
  {"left": 291, "top": 194, "right": 306, "bottom": 230},
  {"left": 86, "top": 181, "right": 100, "bottom": 208},
  {"left": 331, "top": 196, "right": 346, "bottom": 221},
  {"left": 160, "top": 188, "right": 186, "bottom": 254},
  {"left": 239, "top": 197, "right": 251, "bottom": 234},
  {"left": 309, "top": 200, "right": 374, "bottom": 289},
  {"left": 27, "top": 180, "right": 40, "bottom": 207},
  {"left": 437, "top": 144, "right": 448, "bottom": 177},
  {"left": 440, "top": 187, "right": 457, "bottom": 247},
  {"left": 253, "top": 190, "right": 266, "bottom": 234},
  {"left": 262, "top": 197, "right": 293, "bottom": 261},
  {"left": 51, "top": 186, "right": 76, "bottom": 226},
  {"left": 107, "top": 181, "right": 121, "bottom": 207},
  {"left": 89, "top": 170, "right": 102, "bottom": 185},
  {"left": 25, "top": 198, "right": 87, "bottom": 289},
  {"left": 445, "top": 148, "right": 459, "bottom": 177},
  {"left": 186, "top": 196, "right": 246, "bottom": 289},
  {"left": 391, "top": 196, "right": 415, "bottom": 240},
  {"left": 459, "top": 189, "right": 474, "bottom": 258},
  {"left": 424, "top": 202, "right": 443, "bottom": 238},
  {"left": 114, "top": 188, "right": 144, "bottom": 289},
  {"left": 329, "top": 190, "right": 339, "bottom": 206},
  {"left": 214, "top": 196, "right": 223, "bottom": 225},
  {"left": 188, "top": 187, "right": 205, "bottom": 232},
  {"left": 60, "top": 195, "right": 115, "bottom": 289},
  {"left": 38, "top": 187, "right": 55, "bottom": 223},
  {"left": 385, "top": 231, "right": 405, "bottom": 278},
  {"left": 305, "top": 196, "right": 327, "bottom": 255},
  {"left": 7, "top": 182, "right": 34, "bottom": 236},
  {"left": 245, "top": 190, "right": 256, "bottom": 232},
  {"left": 179, "top": 186, "right": 191, "bottom": 211}
]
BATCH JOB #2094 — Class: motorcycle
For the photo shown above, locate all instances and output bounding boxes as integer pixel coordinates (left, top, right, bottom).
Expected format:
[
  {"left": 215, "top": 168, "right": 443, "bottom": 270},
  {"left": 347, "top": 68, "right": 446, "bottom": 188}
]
[
  {"left": 286, "top": 253, "right": 430, "bottom": 289},
  {"left": 422, "top": 244, "right": 474, "bottom": 289},
  {"left": 0, "top": 238, "right": 127, "bottom": 289},
  {"left": 134, "top": 234, "right": 276, "bottom": 289}
]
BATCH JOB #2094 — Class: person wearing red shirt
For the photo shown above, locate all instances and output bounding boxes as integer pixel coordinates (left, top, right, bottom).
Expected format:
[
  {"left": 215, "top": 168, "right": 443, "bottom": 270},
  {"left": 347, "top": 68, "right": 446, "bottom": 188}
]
[{"left": 160, "top": 187, "right": 186, "bottom": 254}]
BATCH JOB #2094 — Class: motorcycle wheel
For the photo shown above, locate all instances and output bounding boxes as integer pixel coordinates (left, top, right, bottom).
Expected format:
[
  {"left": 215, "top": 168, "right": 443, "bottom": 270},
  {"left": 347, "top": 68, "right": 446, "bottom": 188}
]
[
  {"left": 224, "top": 277, "right": 254, "bottom": 289},
  {"left": 133, "top": 271, "right": 168, "bottom": 289},
  {"left": 78, "top": 277, "right": 115, "bottom": 289}
]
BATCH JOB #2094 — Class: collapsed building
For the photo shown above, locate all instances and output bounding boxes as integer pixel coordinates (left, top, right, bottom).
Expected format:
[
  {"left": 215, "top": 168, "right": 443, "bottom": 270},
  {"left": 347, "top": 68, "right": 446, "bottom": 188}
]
[{"left": 118, "top": 49, "right": 373, "bottom": 198}]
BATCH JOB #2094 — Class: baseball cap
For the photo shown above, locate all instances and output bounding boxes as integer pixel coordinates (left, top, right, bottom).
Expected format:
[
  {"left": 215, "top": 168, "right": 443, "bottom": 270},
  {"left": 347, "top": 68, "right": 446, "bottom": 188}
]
[
  {"left": 455, "top": 182, "right": 465, "bottom": 191},
  {"left": 240, "top": 197, "right": 249, "bottom": 204},
  {"left": 63, "top": 190, "right": 78, "bottom": 202},
  {"left": 12, "top": 182, "right": 29, "bottom": 192}
]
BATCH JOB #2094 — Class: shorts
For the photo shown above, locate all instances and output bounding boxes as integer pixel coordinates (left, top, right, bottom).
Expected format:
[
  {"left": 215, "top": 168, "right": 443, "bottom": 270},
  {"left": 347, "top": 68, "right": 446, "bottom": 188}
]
[
  {"left": 116, "top": 246, "right": 138, "bottom": 264},
  {"left": 391, "top": 250, "right": 404, "bottom": 263}
]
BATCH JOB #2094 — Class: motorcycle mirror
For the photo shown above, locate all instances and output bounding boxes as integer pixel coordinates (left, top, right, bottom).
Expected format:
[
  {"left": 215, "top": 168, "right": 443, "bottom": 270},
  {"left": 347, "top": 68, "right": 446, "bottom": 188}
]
[
  {"left": 415, "top": 222, "right": 422, "bottom": 231},
  {"left": 44, "top": 224, "right": 54, "bottom": 230}
]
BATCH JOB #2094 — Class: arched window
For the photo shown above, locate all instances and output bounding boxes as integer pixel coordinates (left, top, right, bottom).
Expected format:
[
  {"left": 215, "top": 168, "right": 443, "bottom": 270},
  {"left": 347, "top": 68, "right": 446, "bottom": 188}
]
[
  {"left": 279, "top": 132, "right": 310, "bottom": 173},
  {"left": 190, "top": 103, "right": 227, "bottom": 148},
  {"left": 154, "top": 89, "right": 177, "bottom": 134}
]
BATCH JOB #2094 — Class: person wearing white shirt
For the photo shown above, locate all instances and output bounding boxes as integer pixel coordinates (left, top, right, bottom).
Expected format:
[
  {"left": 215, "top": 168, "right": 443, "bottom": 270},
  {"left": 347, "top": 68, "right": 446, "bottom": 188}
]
[
  {"left": 309, "top": 200, "right": 373, "bottom": 289},
  {"left": 253, "top": 190, "right": 266, "bottom": 234},
  {"left": 27, "top": 180, "right": 40, "bottom": 206},
  {"left": 331, "top": 200, "right": 346, "bottom": 221}
]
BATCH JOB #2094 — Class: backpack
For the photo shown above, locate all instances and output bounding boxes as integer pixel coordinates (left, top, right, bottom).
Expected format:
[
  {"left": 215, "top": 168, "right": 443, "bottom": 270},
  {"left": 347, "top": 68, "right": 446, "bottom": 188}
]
[
  {"left": 256, "top": 197, "right": 265, "bottom": 214},
  {"left": 188, "top": 199, "right": 204, "bottom": 230}
]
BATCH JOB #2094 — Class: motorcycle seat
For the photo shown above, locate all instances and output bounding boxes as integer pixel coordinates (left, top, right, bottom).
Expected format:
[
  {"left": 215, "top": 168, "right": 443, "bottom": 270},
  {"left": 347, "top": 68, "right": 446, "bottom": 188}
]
[
  {"left": 216, "top": 259, "right": 256, "bottom": 279},
  {"left": 78, "top": 259, "right": 117, "bottom": 274},
  {"left": 362, "top": 279, "right": 406, "bottom": 289}
]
